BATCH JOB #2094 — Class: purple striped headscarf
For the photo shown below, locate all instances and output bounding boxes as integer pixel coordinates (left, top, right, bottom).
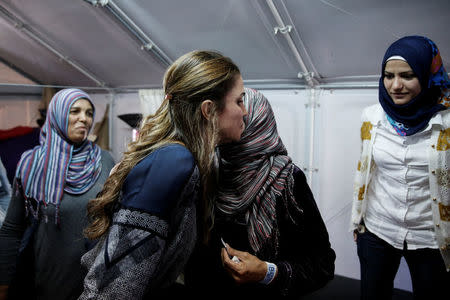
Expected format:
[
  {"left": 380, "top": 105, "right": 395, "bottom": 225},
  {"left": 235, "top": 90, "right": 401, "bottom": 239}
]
[
  {"left": 217, "top": 88, "right": 300, "bottom": 253},
  {"left": 16, "top": 88, "right": 102, "bottom": 224}
]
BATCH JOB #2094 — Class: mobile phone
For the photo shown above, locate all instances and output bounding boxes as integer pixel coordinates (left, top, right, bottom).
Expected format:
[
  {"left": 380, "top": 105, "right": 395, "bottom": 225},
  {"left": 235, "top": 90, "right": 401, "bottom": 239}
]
[{"left": 220, "top": 237, "right": 240, "bottom": 263}]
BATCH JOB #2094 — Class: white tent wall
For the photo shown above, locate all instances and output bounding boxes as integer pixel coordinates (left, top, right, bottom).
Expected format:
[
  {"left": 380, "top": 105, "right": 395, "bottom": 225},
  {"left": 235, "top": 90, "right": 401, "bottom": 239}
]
[
  {"left": 0, "top": 96, "right": 40, "bottom": 129},
  {"left": 108, "top": 92, "right": 142, "bottom": 160}
]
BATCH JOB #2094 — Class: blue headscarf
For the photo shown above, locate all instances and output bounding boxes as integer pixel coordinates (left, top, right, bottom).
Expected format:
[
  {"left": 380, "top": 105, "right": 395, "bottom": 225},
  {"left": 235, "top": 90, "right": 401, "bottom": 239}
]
[
  {"left": 379, "top": 36, "right": 449, "bottom": 136},
  {"left": 16, "top": 88, "right": 102, "bottom": 224}
]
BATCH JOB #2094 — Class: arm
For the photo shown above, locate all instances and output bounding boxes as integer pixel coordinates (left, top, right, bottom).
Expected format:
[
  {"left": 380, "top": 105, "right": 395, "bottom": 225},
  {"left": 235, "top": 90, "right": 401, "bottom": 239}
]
[
  {"left": 350, "top": 105, "right": 378, "bottom": 234},
  {"left": 0, "top": 179, "right": 28, "bottom": 300},
  {"left": 218, "top": 168, "right": 335, "bottom": 296},
  {"left": 271, "top": 168, "right": 335, "bottom": 296},
  {"left": 79, "top": 145, "right": 198, "bottom": 299},
  {"left": 79, "top": 208, "right": 173, "bottom": 299}
]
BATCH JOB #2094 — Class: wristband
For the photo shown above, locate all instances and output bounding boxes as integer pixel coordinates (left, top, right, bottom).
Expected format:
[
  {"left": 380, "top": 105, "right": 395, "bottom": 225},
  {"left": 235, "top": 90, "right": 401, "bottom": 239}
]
[{"left": 259, "top": 261, "right": 277, "bottom": 285}]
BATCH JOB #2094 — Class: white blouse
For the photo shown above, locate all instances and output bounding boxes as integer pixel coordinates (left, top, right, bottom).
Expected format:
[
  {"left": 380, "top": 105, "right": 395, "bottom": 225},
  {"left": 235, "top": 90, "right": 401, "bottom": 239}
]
[{"left": 364, "top": 116, "right": 438, "bottom": 250}]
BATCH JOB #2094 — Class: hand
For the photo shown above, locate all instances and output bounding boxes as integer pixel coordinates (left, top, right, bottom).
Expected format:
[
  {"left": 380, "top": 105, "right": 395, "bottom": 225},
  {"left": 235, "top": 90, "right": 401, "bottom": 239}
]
[
  {"left": 0, "top": 285, "right": 9, "bottom": 300},
  {"left": 353, "top": 229, "right": 358, "bottom": 242},
  {"left": 220, "top": 244, "right": 270, "bottom": 285}
]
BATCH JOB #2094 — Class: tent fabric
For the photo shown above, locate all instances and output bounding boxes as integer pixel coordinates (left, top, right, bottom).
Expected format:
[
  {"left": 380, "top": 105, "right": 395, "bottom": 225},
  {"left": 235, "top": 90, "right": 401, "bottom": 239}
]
[
  {"left": 88, "top": 104, "right": 110, "bottom": 150},
  {"left": 138, "top": 89, "right": 164, "bottom": 117},
  {"left": 0, "top": 0, "right": 448, "bottom": 93}
]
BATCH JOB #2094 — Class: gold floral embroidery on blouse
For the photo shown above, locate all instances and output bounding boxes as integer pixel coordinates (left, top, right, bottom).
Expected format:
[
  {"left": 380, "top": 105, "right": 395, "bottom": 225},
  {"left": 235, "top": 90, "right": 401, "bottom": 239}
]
[
  {"left": 358, "top": 185, "right": 366, "bottom": 201},
  {"left": 439, "top": 203, "right": 450, "bottom": 221},
  {"left": 358, "top": 157, "right": 369, "bottom": 173},
  {"left": 361, "top": 122, "right": 373, "bottom": 141},
  {"left": 436, "top": 128, "right": 449, "bottom": 151}
]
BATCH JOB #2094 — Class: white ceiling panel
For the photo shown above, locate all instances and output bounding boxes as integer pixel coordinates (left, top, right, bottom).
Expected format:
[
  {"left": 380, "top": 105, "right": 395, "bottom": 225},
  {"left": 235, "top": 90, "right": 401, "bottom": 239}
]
[
  {"left": 0, "top": 0, "right": 448, "bottom": 93},
  {"left": 284, "top": 0, "right": 449, "bottom": 80}
]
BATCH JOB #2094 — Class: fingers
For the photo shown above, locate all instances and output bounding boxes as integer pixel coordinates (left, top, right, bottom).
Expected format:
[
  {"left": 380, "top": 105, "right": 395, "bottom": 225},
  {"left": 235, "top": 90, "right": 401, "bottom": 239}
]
[
  {"left": 221, "top": 248, "right": 240, "bottom": 272},
  {"left": 226, "top": 244, "right": 246, "bottom": 258},
  {"left": 220, "top": 246, "right": 268, "bottom": 284},
  {"left": 226, "top": 256, "right": 265, "bottom": 284},
  {"left": 221, "top": 247, "right": 230, "bottom": 264}
]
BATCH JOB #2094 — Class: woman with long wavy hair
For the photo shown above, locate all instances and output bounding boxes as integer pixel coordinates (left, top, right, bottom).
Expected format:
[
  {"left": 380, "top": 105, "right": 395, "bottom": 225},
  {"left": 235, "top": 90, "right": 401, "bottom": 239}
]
[{"left": 78, "top": 50, "right": 247, "bottom": 299}]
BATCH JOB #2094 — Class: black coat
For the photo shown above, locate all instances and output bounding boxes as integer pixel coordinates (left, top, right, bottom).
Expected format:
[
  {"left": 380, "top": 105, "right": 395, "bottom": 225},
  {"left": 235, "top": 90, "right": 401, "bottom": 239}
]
[{"left": 184, "top": 166, "right": 336, "bottom": 298}]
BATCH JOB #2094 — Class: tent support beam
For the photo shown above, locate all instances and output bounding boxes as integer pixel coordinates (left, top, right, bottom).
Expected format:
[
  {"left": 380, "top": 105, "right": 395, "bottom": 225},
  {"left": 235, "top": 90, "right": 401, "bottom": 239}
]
[
  {"left": 304, "top": 88, "right": 319, "bottom": 185},
  {"left": 0, "top": 56, "right": 41, "bottom": 85},
  {"left": 0, "top": 4, "right": 107, "bottom": 87},
  {"left": 108, "top": 91, "right": 115, "bottom": 152},
  {"left": 83, "top": 0, "right": 172, "bottom": 67},
  {"left": 266, "top": 0, "right": 318, "bottom": 87}
]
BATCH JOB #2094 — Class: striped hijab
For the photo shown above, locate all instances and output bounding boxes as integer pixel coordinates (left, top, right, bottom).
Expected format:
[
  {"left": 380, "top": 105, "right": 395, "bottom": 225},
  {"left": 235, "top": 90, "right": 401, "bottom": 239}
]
[
  {"left": 216, "top": 88, "right": 299, "bottom": 253},
  {"left": 16, "top": 88, "right": 102, "bottom": 223}
]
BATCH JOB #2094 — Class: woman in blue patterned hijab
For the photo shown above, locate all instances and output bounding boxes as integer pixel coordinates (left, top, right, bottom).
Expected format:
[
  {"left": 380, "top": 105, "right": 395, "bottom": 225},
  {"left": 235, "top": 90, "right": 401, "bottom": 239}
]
[
  {"left": 379, "top": 35, "right": 449, "bottom": 136},
  {"left": 352, "top": 36, "right": 449, "bottom": 300}
]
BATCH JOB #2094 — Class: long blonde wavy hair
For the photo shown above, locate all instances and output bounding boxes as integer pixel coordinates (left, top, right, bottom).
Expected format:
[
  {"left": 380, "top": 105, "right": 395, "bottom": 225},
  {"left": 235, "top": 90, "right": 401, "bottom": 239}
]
[{"left": 85, "top": 50, "right": 240, "bottom": 240}]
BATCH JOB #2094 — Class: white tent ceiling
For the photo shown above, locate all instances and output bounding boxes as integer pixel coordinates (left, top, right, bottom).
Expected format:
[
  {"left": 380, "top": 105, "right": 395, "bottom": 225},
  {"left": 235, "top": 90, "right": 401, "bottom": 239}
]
[{"left": 0, "top": 0, "right": 449, "bottom": 94}]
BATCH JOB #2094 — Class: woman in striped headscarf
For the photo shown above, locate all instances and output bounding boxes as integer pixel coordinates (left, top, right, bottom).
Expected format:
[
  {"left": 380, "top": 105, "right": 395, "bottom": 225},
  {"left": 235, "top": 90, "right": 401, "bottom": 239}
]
[
  {"left": 184, "top": 88, "right": 335, "bottom": 298},
  {"left": 0, "top": 88, "right": 115, "bottom": 300}
]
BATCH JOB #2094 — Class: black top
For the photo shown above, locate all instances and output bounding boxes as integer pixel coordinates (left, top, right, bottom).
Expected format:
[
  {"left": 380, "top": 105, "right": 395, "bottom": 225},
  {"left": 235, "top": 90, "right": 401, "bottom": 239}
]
[{"left": 184, "top": 166, "right": 335, "bottom": 298}]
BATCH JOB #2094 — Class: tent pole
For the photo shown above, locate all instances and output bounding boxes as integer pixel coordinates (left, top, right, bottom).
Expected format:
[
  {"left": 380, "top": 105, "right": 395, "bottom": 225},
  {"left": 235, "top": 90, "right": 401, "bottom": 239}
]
[
  {"left": 305, "top": 88, "right": 318, "bottom": 186},
  {"left": 108, "top": 91, "right": 115, "bottom": 154},
  {"left": 266, "top": 0, "right": 318, "bottom": 87},
  {"left": 83, "top": 0, "right": 172, "bottom": 67}
]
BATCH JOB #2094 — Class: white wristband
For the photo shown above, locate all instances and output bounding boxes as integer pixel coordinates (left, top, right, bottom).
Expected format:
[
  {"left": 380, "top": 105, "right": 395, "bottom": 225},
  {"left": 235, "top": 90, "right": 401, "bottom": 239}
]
[{"left": 259, "top": 261, "right": 277, "bottom": 285}]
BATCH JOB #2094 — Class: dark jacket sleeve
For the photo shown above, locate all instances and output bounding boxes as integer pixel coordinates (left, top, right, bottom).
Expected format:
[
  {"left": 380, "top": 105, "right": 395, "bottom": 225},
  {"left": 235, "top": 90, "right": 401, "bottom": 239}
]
[
  {"left": 272, "top": 167, "right": 336, "bottom": 296},
  {"left": 0, "top": 179, "right": 27, "bottom": 285}
]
